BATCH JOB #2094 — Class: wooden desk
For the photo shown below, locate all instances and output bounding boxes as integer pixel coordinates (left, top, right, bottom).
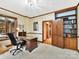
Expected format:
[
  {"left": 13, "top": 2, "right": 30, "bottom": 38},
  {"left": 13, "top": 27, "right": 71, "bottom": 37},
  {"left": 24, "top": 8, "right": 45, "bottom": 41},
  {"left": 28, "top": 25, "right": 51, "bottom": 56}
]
[
  {"left": 21, "top": 36, "right": 38, "bottom": 52},
  {"left": 26, "top": 37, "right": 38, "bottom": 52}
]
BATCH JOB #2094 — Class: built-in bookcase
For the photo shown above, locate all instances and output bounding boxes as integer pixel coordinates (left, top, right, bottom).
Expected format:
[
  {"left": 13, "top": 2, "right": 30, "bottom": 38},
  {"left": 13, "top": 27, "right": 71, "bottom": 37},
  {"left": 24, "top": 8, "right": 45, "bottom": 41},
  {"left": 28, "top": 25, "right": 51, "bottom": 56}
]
[
  {"left": 55, "top": 7, "right": 77, "bottom": 50},
  {"left": 55, "top": 10, "right": 77, "bottom": 38}
]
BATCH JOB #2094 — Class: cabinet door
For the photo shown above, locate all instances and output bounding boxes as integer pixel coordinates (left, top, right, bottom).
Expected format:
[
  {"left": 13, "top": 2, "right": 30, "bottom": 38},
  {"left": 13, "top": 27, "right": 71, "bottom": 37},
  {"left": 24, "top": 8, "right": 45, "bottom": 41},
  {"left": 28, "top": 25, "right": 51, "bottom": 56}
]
[
  {"left": 65, "top": 38, "right": 77, "bottom": 50},
  {"left": 65, "top": 38, "right": 70, "bottom": 49},
  {"left": 70, "top": 38, "right": 77, "bottom": 49}
]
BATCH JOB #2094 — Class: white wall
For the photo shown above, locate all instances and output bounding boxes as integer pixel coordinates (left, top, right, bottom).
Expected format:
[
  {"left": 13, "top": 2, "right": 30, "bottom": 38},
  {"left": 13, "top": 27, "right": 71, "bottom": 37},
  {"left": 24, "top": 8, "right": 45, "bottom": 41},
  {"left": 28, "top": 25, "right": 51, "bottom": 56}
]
[{"left": 27, "top": 13, "right": 55, "bottom": 41}]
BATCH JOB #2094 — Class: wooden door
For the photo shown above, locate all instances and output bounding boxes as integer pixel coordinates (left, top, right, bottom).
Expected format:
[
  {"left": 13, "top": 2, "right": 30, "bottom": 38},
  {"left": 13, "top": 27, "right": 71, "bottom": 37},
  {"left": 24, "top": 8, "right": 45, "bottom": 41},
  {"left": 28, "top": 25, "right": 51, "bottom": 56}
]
[
  {"left": 52, "top": 19, "right": 64, "bottom": 48},
  {"left": 56, "top": 19, "right": 64, "bottom": 48},
  {"left": 52, "top": 20, "right": 58, "bottom": 46}
]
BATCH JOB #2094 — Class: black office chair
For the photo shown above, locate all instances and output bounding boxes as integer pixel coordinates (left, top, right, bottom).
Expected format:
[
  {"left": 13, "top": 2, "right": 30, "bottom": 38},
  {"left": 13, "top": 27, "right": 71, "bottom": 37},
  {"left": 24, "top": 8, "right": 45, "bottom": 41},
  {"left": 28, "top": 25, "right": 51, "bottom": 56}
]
[{"left": 7, "top": 33, "right": 26, "bottom": 55}]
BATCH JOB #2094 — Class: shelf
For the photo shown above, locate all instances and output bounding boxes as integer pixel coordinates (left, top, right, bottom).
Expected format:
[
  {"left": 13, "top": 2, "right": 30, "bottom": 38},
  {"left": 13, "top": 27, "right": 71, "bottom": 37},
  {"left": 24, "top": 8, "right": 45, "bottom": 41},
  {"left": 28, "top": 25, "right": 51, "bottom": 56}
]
[{"left": 63, "top": 17, "right": 77, "bottom": 37}]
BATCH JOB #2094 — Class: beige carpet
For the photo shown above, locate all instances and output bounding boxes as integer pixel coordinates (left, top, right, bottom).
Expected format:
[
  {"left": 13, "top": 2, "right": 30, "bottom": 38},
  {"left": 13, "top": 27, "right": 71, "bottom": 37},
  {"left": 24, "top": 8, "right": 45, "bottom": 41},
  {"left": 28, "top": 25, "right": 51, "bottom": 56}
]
[{"left": 0, "top": 43, "right": 79, "bottom": 59}]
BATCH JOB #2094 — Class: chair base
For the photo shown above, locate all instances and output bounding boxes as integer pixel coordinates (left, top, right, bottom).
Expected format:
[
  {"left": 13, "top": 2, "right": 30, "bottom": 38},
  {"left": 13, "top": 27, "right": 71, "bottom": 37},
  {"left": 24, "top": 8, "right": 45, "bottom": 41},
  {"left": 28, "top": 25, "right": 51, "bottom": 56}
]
[{"left": 10, "top": 48, "right": 23, "bottom": 55}]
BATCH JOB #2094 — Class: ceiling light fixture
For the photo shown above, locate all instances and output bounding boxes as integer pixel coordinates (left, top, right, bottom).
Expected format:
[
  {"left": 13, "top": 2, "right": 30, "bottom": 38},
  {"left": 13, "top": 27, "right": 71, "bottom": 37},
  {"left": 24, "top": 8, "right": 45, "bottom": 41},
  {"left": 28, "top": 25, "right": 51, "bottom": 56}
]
[{"left": 25, "top": 0, "right": 37, "bottom": 7}]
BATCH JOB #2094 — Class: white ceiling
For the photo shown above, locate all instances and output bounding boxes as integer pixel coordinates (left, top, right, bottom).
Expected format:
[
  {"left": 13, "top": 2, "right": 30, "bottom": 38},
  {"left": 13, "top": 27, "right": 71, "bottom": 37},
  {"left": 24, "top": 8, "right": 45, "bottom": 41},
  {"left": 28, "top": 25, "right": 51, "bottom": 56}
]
[{"left": 0, "top": 0, "right": 78, "bottom": 17}]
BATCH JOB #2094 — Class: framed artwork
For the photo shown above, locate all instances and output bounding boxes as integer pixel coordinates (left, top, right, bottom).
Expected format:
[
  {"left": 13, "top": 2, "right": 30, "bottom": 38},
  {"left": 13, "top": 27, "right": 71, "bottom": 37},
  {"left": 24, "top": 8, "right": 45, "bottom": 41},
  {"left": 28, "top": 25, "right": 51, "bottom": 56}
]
[
  {"left": 19, "top": 24, "right": 24, "bottom": 31},
  {"left": 33, "top": 22, "right": 38, "bottom": 31}
]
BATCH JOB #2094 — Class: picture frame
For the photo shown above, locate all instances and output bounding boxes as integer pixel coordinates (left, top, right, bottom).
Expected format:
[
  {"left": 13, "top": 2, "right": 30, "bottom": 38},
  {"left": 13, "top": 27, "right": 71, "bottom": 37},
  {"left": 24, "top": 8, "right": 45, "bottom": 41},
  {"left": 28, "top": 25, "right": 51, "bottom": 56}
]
[
  {"left": 33, "top": 22, "right": 38, "bottom": 31},
  {"left": 19, "top": 24, "right": 24, "bottom": 31}
]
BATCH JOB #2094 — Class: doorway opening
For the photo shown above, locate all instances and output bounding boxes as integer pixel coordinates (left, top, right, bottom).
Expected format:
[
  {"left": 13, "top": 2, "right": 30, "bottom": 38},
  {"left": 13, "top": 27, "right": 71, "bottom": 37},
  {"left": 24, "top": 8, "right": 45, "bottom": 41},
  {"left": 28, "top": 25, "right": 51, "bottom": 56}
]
[{"left": 42, "top": 21, "right": 52, "bottom": 44}]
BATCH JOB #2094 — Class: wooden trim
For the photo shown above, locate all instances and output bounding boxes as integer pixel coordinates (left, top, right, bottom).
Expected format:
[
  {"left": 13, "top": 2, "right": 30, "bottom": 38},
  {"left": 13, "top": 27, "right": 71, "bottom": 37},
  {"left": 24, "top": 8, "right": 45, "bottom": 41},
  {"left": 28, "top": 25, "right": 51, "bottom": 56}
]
[
  {"left": 30, "top": 12, "right": 55, "bottom": 18},
  {"left": 0, "top": 14, "right": 17, "bottom": 19},
  {"left": 15, "top": 19, "right": 18, "bottom": 36},
  {"left": 0, "top": 7, "right": 30, "bottom": 18},
  {"left": 27, "top": 32, "right": 42, "bottom": 35},
  {"left": 64, "top": 47, "right": 78, "bottom": 50},
  {"left": 76, "top": 6, "right": 78, "bottom": 50},
  {"left": 5, "top": 17, "right": 7, "bottom": 34},
  {"left": 55, "top": 6, "right": 77, "bottom": 14}
]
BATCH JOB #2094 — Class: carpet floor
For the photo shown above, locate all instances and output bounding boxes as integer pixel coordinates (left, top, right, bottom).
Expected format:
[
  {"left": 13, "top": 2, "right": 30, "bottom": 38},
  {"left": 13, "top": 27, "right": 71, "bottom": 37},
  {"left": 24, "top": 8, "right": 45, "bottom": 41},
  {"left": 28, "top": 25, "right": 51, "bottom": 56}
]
[{"left": 0, "top": 43, "right": 79, "bottom": 59}]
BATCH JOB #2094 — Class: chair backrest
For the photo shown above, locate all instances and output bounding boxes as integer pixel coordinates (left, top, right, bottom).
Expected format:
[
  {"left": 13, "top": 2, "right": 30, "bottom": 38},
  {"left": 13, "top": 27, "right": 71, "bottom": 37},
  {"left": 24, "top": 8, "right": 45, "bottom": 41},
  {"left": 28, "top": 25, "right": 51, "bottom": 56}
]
[{"left": 7, "top": 33, "right": 17, "bottom": 45}]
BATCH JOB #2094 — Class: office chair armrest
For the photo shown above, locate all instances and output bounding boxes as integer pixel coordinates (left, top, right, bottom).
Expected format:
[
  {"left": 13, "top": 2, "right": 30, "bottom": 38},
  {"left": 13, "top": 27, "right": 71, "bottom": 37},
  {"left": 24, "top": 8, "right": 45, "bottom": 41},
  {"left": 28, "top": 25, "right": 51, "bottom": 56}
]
[
  {"left": 17, "top": 40, "right": 23, "bottom": 43},
  {"left": 16, "top": 37, "right": 22, "bottom": 42}
]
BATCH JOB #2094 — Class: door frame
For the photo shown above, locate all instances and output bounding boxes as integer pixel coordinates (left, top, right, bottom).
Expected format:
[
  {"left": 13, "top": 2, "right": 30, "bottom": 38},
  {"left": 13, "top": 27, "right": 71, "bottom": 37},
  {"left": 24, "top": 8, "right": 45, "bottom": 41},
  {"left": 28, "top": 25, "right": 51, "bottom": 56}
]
[{"left": 42, "top": 20, "right": 53, "bottom": 44}]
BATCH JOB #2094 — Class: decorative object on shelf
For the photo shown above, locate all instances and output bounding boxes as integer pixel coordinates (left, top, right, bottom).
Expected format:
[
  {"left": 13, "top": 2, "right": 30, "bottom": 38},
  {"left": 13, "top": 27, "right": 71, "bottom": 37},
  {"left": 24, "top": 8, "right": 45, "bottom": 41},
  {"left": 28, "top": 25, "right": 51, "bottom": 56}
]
[{"left": 66, "top": 33, "right": 71, "bottom": 38}]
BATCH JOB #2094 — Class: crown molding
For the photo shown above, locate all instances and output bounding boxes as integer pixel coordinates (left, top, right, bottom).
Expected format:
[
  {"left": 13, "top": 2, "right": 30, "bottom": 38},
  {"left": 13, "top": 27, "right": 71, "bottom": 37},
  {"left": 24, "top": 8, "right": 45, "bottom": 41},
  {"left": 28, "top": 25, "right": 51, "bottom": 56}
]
[
  {"left": 0, "top": 7, "right": 30, "bottom": 18},
  {"left": 0, "top": 14, "right": 17, "bottom": 19},
  {"left": 29, "top": 11, "right": 54, "bottom": 18}
]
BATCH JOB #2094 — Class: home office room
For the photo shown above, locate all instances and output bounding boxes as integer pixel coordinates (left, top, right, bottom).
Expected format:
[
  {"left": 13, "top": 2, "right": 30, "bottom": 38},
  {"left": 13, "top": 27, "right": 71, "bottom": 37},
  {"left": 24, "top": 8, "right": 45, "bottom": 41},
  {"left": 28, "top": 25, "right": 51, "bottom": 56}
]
[{"left": 0, "top": 0, "right": 79, "bottom": 59}]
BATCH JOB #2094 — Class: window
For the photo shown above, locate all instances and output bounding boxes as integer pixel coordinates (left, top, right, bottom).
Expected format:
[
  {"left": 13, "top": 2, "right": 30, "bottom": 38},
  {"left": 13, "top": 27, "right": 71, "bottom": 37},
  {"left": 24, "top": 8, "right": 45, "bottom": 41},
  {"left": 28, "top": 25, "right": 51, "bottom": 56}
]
[
  {"left": 56, "top": 10, "right": 76, "bottom": 18},
  {"left": 0, "top": 15, "right": 17, "bottom": 35}
]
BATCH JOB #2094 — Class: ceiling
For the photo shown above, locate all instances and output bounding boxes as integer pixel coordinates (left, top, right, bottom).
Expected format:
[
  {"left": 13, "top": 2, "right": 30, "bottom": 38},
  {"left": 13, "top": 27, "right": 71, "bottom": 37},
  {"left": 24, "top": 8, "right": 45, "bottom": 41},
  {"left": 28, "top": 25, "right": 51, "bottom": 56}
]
[{"left": 0, "top": 0, "right": 78, "bottom": 17}]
